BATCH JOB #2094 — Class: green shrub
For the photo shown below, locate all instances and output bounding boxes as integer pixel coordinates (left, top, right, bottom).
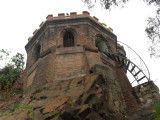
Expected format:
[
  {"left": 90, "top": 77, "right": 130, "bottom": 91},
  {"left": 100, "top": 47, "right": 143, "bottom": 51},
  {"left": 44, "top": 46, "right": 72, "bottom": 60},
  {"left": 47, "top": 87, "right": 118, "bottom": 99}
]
[
  {"left": 0, "top": 65, "right": 19, "bottom": 89},
  {"left": 0, "top": 50, "right": 25, "bottom": 99},
  {"left": 153, "top": 103, "right": 160, "bottom": 120}
]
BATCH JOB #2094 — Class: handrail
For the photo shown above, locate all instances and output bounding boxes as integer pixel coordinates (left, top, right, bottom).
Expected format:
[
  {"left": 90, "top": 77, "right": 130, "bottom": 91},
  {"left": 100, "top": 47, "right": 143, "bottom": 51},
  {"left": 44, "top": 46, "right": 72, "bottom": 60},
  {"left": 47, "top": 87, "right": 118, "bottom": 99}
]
[{"left": 117, "top": 41, "right": 150, "bottom": 81}]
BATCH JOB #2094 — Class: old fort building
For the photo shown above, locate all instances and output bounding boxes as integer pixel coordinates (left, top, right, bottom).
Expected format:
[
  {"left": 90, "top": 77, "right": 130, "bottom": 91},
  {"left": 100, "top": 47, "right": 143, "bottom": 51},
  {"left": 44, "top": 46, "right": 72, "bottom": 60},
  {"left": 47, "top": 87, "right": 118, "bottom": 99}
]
[
  {"left": 25, "top": 11, "right": 119, "bottom": 87},
  {"left": 20, "top": 11, "right": 160, "bottom": 119}
]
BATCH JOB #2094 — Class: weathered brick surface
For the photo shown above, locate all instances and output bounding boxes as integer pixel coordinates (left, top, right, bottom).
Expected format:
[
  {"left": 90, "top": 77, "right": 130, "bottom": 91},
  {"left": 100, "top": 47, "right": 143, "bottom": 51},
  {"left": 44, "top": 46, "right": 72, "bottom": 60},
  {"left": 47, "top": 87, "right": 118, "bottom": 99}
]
[
  {"left": 56, "top": 52, "right": 86, "bottom": 79},
  {"left": 25, "top": 17, "right": 117, "bottom": 70},
  {"left": 24, "top": 15, "right": 137, "bottom": 111},
  {"left": 27, "top": 53, "right": 56, "bottom": 89},
  {"left": 85, "top": 50, "right": 102, "bottom": 68},
  {"left": 26, "top": 69, "right": 36, "bottom": 88},
  {"left": 116, "top": 68, "right": 139, "bottom": 108}
]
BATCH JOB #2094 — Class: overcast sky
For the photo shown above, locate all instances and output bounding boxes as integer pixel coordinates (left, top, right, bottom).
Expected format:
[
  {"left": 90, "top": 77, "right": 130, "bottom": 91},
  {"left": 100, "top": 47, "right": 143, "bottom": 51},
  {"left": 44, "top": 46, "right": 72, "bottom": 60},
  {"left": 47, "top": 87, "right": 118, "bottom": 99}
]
[{"left": 0, "top": 0, "right": 159, "bottom": 88}]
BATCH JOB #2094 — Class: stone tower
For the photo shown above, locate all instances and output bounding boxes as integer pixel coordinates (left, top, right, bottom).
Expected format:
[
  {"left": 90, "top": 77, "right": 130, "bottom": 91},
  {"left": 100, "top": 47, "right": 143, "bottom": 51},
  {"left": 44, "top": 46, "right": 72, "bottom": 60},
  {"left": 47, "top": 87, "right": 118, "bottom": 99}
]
[
  {"left": 25, "top": 11, "right": 119, "bottom": 86},
  {"left": 0, "top": 11, "right": 152, "bottom": 120},
  {"left": 24, "top": 11, "right": 160, "bottom": 112},
  {"left": 24, "top": 11, "right": 139, "bottom": 108}
]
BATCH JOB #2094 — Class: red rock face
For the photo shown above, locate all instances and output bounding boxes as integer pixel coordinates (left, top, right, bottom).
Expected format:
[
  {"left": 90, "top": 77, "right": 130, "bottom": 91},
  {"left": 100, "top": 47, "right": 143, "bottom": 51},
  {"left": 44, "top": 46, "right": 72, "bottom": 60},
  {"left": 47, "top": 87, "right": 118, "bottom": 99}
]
[
  {"left": 0, "top": 61, "right": 157, "bottom": 120},
  {"left": 21, "top": 73, "right": 129, "bottom": 120}
]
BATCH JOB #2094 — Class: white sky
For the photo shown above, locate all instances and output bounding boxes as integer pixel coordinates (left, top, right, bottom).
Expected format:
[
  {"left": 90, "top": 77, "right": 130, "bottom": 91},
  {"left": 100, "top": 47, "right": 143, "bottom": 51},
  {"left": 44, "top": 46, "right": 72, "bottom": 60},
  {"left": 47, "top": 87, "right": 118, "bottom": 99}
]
[{"left": 0, "top": 0, "right": 159, "bottom": 88}]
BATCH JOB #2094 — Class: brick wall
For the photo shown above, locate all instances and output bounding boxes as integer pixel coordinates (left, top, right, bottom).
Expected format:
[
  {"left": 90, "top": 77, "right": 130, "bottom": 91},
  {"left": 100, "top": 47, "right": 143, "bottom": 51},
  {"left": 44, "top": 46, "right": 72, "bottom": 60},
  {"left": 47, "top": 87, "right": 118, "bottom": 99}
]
[
  {"left": 26, "top": 18, "right": 117, "bottom": 69},
  {"left": 55, "top": 46, "right": 87, "bottom": 79},
  {"left": 116, "top": 68, "right": 139, "bottom": 108},
  {"left": 25, "top": 16, "right": 118, "bottom": 91},
  {"left": 30, "top": 53, "right": 56, "bottom": 89}
]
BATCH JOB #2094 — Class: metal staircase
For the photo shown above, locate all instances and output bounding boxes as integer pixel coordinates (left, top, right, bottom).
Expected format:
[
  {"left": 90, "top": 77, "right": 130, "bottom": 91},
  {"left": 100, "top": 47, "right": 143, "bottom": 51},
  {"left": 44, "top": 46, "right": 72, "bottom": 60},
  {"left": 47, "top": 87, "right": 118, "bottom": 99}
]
[
  {"left": 96, "top": 37, "right": 150, "bottom": 86},
  {"left": 104, "top": 51, "right": 150, "bottom": 85}
]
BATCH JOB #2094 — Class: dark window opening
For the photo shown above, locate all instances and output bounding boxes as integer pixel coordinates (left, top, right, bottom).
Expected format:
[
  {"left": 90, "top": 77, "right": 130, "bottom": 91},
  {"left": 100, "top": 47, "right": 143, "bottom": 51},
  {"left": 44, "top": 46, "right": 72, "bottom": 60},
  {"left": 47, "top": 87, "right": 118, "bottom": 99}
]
[
  {"left": 35, "top": 45, "right": 41, "bottom": 61},
  {"left": 89, "top": 70, "right": 94, "bottom": 74},
  {"left": 95, "top": 37, "right": 108, "bottom": 53},
  {"left": 63, "top": 31, "right": 74, "bottom": 47}
]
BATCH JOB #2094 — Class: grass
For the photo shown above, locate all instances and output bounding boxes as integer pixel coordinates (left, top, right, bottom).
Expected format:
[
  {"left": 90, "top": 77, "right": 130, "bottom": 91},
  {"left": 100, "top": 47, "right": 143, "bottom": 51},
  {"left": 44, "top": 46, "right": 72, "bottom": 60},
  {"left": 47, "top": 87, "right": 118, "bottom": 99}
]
[
  {"left": 0, "top": 110, "right": 11, "bottom": 117},
  {"left": 13, "top": 103, "right": 33, "bottom": 112},
  {"left": 153, "top": 102, "right": 160, "bottom": 120},
  {"left": 0, "top": 103, "right": 33, "bottom": 117},
  {"left": 23, "top": 86, "right": 31, "bottom": 94}
]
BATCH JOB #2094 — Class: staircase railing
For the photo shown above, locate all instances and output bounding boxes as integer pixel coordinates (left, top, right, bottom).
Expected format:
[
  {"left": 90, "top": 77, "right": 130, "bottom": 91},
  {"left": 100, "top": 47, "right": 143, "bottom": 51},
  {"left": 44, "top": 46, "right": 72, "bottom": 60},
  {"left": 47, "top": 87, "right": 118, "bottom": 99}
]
[{"left": 101, "top": 41, "right": 150, "bottom": 86}]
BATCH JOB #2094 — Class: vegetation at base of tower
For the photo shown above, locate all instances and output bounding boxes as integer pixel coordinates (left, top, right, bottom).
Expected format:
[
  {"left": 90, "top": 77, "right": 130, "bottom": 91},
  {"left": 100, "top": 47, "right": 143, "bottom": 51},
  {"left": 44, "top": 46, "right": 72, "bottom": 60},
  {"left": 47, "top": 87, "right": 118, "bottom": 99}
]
[
  {"left": 68, "top": 99, "right": 76, "bottom": 107},
  {"left": 23, "top": 86, "right": 31, "bottom": 94},
  {"left": 0, "top": 49, "right": 25, "bottom": 99},
  {"left": 0, "top": 103, "right": 33, "bottom": 118},
  {"left": 82, "top": 0, "right": 160, "bottom": 58},
  {"left": 153, "top": 102, "right": 160, "bottom": 120},
  {"left": 13, "top": 103, "right": 33, "bottom": 113}
]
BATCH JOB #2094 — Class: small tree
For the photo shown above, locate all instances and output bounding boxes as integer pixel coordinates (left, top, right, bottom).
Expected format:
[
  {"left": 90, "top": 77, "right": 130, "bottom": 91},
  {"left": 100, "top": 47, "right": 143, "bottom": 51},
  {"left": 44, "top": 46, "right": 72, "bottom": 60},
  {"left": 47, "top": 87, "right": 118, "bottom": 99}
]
[
  {"left": 0, "top": 50, "right": 25, "bottom": 98},
  {"left": 0, "top": 64, "right": 18, "bottom": 89},
  {"left": 0, "top": 49, "right": 10, "bottom": 67},
  {"left": 11, "top": 53, "right": 25, "bottom": 72}
]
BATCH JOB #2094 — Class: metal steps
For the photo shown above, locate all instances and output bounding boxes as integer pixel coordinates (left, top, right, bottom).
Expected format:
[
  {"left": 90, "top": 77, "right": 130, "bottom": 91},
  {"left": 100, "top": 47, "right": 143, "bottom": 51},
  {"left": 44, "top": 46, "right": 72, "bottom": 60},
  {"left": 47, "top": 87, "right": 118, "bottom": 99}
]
[
  {"left": 103, "top": 52, "right": 149, "bottom": 85},
  {"left": 95, "top": 37, "right": 150, "bottom": 85}
]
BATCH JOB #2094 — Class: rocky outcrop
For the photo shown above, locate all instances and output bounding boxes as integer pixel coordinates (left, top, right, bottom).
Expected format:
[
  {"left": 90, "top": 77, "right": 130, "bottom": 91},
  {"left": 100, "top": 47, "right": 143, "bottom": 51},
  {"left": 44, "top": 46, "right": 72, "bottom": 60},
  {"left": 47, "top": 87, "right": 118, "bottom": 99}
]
[
  {"left": 128, "top": 106, "right": 154, "bottom": 120},
  {"left": 0, "top": 73, "right": 129, "bottom": 120},
  {"left": 0, "top": 64, "right": 159, "bottom": 120},
  {"left": 133, "top": 81, "right": 160, "bottom": 106}
]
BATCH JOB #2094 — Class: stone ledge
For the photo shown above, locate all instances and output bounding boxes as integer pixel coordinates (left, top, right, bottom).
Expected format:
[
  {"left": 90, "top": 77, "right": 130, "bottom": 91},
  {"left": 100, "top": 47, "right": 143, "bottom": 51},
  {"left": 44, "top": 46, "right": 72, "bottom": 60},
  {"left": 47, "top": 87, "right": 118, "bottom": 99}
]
[
  {"left": 56, "top": 46, "right": 84, "bottom": 55},
  {"left": 84, "top": 45, "right": 98, "bottom": 53}
]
